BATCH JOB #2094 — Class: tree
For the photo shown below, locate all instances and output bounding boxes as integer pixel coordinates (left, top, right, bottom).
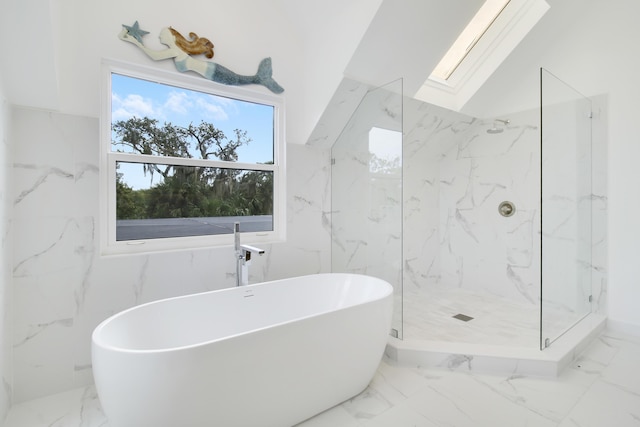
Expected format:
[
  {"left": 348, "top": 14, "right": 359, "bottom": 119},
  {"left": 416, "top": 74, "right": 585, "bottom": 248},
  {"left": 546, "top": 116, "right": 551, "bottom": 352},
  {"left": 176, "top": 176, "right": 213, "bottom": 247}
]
[
  {"left": 112, "top": 117, "right": 269, "bottom": 220},
  {"left": 112, "top": 117, "right": 186, "bottom": 181},
  {"left": 237, "top": 168, "right": 274, "bottom": 215},
  {"left": 115, "top": 171, "right": 148, "bottom": 219}
]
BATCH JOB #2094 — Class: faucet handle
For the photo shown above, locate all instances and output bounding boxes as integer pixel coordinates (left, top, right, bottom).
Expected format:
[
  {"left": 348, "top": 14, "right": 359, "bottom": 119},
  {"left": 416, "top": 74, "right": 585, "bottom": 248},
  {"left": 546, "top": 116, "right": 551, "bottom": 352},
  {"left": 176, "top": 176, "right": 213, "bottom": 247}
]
[{"left": 240, "top": 244, "right": 265, "bottom": 255}]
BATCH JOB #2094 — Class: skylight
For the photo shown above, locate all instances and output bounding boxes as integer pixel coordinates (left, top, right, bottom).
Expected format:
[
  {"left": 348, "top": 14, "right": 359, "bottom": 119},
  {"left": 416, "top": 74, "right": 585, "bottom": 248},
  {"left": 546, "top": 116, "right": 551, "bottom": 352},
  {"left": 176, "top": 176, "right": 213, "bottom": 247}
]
[
  {"left": 430, "top": 0, "right": 511, "bottom": 81},
  {"left": 415, "top": 0, "right": 550, "bottom": 111}
]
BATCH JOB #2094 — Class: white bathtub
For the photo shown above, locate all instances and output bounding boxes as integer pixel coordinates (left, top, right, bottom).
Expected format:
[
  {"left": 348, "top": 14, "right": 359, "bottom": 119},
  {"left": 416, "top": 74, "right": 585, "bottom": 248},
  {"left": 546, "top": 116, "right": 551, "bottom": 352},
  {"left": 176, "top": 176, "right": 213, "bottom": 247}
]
[{"left": 91, "top": 273, "right": 393, "bottom": 427}]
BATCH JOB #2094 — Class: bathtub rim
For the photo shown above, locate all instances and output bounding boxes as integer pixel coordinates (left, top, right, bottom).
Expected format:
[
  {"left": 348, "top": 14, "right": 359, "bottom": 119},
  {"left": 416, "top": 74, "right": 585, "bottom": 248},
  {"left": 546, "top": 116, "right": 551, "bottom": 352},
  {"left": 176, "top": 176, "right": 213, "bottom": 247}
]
[{"left": 92, "top": 272, "right": 393, "bottom": 355}]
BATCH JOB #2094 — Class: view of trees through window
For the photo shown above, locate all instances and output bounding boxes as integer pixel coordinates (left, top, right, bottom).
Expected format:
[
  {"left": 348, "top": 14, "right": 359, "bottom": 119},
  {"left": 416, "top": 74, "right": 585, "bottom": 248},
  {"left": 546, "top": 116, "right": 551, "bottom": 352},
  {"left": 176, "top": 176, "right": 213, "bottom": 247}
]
[{"left": 110, "top": 73, "right": 277, "bottom": 241}]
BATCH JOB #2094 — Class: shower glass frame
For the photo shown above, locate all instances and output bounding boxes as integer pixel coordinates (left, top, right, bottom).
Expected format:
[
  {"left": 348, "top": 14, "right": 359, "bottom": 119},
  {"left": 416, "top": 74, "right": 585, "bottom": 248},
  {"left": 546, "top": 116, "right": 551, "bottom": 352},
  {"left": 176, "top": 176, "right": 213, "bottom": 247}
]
[
  {"left": 540, "top": 67, "right": 593, "bottom": 350},
  {"left": 330, "top": 79, "right": 404, "bottom": 339}
]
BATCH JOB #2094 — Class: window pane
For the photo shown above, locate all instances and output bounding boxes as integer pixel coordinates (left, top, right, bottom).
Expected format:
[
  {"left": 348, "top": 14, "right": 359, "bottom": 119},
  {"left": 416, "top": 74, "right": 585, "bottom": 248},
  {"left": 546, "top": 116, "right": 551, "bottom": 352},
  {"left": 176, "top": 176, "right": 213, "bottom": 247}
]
[
  {"left": 111, "top": 74, "right": 274, "bottom": 163},
  {"left": 430, "top": 0, "right": 511, "bottom": 80},
  {"left": 116, "top": 161, "right": 273, "bottom": 241}
]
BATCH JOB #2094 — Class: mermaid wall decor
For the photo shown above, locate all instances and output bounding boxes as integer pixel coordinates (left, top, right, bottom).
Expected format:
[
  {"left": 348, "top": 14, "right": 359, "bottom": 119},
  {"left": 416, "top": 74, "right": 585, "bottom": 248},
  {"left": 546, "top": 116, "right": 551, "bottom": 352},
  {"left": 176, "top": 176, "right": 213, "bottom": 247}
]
[{"left": 119, "top": 21, "right": 284, "bottom": 94}]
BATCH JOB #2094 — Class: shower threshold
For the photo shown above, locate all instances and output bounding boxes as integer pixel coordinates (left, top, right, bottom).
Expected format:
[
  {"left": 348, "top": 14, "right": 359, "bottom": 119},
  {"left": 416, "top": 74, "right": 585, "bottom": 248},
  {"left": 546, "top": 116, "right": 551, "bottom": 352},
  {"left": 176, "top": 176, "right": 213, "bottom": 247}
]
[{"left": 385, "top": 313, "right": 606, "bottom": 377}]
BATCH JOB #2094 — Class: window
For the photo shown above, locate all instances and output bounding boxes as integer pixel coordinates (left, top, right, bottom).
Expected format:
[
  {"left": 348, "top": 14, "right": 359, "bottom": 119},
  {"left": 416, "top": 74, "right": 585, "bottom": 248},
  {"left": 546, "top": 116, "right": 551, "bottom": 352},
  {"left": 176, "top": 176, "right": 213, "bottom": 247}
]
[
  {"left": 100, "top": 61, "right": 285, "bottom": 255},
  {"left": 416, "top": 0, "right": 550, "bottom": 110},
  {"left": 368, "top": 127, "right": 401, "bottom": 175},
  {"left": 429, "top": 0, "right": 511, "bottom": 81}
]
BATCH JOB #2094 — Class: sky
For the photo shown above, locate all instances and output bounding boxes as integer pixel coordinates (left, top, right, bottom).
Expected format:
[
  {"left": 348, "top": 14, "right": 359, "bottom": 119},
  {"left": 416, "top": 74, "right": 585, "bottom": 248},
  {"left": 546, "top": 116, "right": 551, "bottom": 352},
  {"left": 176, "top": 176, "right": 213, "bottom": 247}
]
[{"left": 111, "top": 73, "right": 274, "bottom": 189}]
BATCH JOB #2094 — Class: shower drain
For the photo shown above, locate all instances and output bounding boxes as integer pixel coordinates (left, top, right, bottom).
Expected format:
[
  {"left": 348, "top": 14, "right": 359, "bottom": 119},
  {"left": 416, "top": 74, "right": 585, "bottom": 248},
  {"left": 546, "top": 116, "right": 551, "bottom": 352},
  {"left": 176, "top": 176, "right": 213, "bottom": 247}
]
[{"left": 453, "top": 313, "right": 474, "bottom": 322}]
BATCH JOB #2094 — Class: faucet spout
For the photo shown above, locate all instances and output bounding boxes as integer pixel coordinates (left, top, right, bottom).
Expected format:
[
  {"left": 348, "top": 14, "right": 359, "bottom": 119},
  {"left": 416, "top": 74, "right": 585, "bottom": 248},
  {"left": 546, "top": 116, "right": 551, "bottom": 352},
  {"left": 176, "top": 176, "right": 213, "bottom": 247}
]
[{"left": 240, "top": 244, "right": 265, "bottom": 260}]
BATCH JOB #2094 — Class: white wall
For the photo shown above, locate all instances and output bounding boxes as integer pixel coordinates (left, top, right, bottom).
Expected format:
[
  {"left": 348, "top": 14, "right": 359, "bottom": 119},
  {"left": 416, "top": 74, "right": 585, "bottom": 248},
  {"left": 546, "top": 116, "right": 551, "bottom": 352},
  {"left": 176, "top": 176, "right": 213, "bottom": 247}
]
[
  {"left": 42, "top": 0, "right": 385, "bottom": 146},
  {"left": 276, "top": 0, "right": 383, "bottom": 146},
  {"left": 47, "top": 0, "right": 307, "bottom": 139},
  {"left": 464, "top": 0, "right": 638, "bottom": 333},
  {"left": 0, "top": 73, "right": 12, "bottom": 421},
  {"left": 0, "top": 0, "right": 58, "bottom": 111}
]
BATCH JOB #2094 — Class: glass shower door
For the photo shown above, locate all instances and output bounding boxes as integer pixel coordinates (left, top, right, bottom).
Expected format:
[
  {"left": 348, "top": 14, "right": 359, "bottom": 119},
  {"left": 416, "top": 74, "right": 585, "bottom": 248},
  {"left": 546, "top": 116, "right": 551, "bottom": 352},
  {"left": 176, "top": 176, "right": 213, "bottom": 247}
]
[
  {"left": 331, "top": 79, "right": 404, "bottom": 338},
  {"left": 540, "top": 68, "right": 593, "bottom": 349}
]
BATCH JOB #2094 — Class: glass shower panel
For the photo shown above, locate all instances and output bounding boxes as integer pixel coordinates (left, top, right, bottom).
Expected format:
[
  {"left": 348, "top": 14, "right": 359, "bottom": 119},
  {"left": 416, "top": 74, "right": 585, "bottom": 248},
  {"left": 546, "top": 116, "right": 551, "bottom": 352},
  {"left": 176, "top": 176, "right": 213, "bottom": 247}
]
[
  {"left": 540, "top": 68, "right": 593, "bottom": 349},
  {"left": 331, "top": 79, "right": 404, "bottom": 339}
]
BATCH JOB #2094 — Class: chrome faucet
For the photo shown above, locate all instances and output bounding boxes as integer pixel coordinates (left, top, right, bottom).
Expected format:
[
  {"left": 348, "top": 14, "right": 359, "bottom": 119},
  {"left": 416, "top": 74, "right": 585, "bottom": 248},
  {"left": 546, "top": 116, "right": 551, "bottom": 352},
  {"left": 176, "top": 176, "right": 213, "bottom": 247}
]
[{"left": 234, "top": 222, "right": 265, "bottom": 286}]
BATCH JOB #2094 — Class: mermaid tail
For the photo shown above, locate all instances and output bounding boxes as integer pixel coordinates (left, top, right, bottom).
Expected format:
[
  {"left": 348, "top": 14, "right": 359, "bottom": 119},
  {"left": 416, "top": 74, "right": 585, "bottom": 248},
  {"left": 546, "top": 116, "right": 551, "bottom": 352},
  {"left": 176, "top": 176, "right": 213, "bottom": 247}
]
[
  {"left": 208, "top": 57, "right": 284, "bottom": 93},
  {"left": 256, "top": 58, "right": 284, "bottom": 94}
]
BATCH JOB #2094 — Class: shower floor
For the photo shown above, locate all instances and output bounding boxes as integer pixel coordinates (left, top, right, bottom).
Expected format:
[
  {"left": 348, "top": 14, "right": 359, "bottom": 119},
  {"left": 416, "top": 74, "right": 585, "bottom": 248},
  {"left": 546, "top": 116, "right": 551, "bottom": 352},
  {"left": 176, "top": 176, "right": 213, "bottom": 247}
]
[
  {"left": 386, "top": 286, "right": 606, "bottom": 377},
  {"left": 400, "top": 284, "right": 580, "bottom": 348},
  {"left": 390, "top": 284, "right": 606, "bottom": 376}
]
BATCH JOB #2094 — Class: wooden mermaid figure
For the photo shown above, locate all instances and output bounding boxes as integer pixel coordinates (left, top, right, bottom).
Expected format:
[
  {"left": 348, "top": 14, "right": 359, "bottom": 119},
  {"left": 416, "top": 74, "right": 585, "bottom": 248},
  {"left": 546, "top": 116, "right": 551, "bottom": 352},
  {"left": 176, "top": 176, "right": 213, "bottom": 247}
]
[{"left": 118, "top": 23, "right": 284, "bottom": 94}]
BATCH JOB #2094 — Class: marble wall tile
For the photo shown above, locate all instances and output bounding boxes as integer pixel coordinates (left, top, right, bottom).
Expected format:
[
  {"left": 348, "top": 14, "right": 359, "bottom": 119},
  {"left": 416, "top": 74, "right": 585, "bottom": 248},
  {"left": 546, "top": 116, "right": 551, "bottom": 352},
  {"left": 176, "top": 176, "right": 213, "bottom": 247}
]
[
  {"left": 403, "top": 95, "right": 606, "bottom": 340},
  {"left": 307, "top": 78, "right": 372, "bottom": 149},
  {"left": 400, "top": 101, "right": 543, "bottom": 306},
  {"left": 331, "top": 84, "right": 403, "bottom": 287},
  {"left": 272, "top": 143, "right": 331, "bottom": 279},
  {"left": 540, "top": 97, "right": 602, "bottom": 342},
  {"left": 590, "top": 95, "right": 608, "bottom": 316},
  {"left": 10, "top": 107, "right": 331, "bottom": 402},
  {"left": 0, "top": 90, "right": 12, "bottom": 422},
  {"left": 437, "top": 111, "right": 541, "bottom": 303},
  {"left": 329, "top": 84, "right": 404, "bottom": 333},
  {"left": 10, "top": 109, "right": 101, "bottom": 401},
  {"left": 402, "top": 100, "right": 475, "bottom": 293}
]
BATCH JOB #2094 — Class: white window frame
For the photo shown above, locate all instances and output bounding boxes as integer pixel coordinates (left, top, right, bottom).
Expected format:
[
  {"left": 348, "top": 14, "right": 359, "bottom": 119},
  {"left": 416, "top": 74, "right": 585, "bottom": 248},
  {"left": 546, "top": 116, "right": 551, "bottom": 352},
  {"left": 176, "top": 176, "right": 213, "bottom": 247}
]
[{"left": 100, "top": 59, "right": 286, "bottom": 256}]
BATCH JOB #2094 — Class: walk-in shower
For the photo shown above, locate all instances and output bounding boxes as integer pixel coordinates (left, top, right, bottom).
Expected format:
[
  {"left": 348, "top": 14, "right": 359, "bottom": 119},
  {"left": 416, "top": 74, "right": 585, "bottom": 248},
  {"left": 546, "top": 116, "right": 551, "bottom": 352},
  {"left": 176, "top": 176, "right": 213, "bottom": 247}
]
[{"left": 330, "top": 69, "right": 606, "bottom": 374}]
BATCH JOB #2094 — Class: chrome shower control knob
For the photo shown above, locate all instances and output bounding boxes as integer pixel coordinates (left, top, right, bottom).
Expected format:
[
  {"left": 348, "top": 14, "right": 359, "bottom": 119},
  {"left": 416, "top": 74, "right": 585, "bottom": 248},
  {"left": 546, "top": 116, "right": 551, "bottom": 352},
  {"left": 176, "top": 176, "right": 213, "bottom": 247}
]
[{"left": 499, "top": 201, "right": 515, "bottom": 217}]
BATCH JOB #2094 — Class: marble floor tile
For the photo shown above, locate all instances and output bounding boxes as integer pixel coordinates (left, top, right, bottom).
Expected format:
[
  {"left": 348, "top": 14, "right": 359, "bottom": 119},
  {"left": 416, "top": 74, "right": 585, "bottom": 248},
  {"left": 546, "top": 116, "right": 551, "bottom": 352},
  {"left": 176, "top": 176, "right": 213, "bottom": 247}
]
[
  {"left": 5, "top": 330, "right": 640, "bottom": 427},
  {"left": 295, "top": 406, "right": 360, "bottom": 427},
  {"left": 558, "top": 380, "right": 640, "bottom": 427},
  {"left": 399, "top": 385, "right": 557, "bottom": 427},
  {"left": 360, "top": 402, "right": 439, "bottom": 427},
  {"left": 5, "top": 386, "right": 107, "bottom": 427},
  {"left": 597, "top": 333, "right": 640, "bottom": 394}
]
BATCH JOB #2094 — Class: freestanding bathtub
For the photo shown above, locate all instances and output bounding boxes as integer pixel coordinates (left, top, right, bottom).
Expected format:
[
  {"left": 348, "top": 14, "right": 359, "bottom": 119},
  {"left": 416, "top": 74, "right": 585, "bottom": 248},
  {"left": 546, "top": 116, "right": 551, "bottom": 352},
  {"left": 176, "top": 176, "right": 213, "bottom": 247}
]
[{"left": 91, "top": 273, "right": 393, "bottom": 427}]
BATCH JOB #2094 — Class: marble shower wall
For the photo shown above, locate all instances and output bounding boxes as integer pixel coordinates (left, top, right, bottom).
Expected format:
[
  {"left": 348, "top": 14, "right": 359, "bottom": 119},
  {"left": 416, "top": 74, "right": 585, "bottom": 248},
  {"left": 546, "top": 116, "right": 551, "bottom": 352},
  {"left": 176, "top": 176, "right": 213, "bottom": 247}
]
[
  {"left": 405, "top": 98, "right": 606, "bottom": 313},
  {"left": 402, "top": 99, "right": 475, "bottom": 292},
  {"left": 437, "top": 110, "right": 541, "bottom": 304},
  {"left": 9, "top": 107, "right": 331, "bottom": 403},
  {"left": 1, "top": 91, "right": 12, "bottom": 421},
  {"left": 331, "top": 82, "right": 403, "bottom": 285},
  {"left": 590, "top": 95, "right": 608, "bottom": 317},
  {"left": 402, "top": 98, "right": 542, "bottom": 306},
  {"left": 329, "top": 82, "right": 404, "bottom": 333},
  {"left": 539, "top": 91, "right": 608, "bottom": 340}
]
